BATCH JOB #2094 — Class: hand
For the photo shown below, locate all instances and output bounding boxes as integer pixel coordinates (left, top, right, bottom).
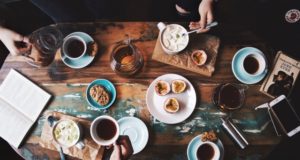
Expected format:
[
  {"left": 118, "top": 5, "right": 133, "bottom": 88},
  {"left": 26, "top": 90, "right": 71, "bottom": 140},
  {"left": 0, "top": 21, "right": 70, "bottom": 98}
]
[
  {"left": 0, "top": 26, "right": 31, "bottom": 56},
  {"left": 189, "top": 0, "right": 214, "bottom": 33},
  {"left": 109, "top": 136, "right": 133, "bottom": 160}
]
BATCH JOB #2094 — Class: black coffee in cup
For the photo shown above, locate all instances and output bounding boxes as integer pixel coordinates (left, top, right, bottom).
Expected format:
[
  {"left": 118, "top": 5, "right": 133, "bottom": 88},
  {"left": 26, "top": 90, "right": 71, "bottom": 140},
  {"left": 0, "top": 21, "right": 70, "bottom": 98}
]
[
  {"left": 243, "top": 56, "right": 259, "bottom": 74},
  {"left": 66, "top": 39, "right": 85, "bottom": 58},
  {"left": 197, "top": 143, "right": 215, "bottom": 160},
  {"left": 96, "top": 119, "right": 117, "bottom": 140}
]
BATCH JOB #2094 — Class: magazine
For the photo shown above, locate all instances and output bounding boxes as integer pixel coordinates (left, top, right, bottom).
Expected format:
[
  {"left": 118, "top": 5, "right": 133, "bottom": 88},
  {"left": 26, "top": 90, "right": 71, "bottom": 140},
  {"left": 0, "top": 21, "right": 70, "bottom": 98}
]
[{"left": 260, "top": 51, "right": 300, "bottom": 98}]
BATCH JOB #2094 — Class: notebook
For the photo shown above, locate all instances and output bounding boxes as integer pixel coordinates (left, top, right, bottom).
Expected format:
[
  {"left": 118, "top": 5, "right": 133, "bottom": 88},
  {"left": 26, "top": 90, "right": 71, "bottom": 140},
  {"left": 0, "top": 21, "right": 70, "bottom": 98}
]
[{"left": 0, "top": 69, "right": 51, "bottom": 148}]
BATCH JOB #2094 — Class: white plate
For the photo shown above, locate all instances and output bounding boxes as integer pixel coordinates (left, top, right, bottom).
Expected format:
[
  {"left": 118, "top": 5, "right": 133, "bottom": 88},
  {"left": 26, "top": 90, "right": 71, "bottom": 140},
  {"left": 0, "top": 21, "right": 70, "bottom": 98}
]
[
  {"left": 187, "top": 135, "right": 224, "bottom": 160},
  {"left": 118, "top": 117, "right": 149, "bottom": 154},
  {"left": 146, "top": 74, "right": 196, "bottom": 124}
]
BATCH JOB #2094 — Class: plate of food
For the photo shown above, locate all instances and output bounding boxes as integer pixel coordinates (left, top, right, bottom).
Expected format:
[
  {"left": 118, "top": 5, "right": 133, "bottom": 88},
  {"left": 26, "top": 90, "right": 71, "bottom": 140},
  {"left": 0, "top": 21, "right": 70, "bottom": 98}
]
[
  {"left": 146, "top": 74, "right": 196, "bottom": 124},
  {"left": 86, "top": 79, "right": 116, "bottom": 109}
]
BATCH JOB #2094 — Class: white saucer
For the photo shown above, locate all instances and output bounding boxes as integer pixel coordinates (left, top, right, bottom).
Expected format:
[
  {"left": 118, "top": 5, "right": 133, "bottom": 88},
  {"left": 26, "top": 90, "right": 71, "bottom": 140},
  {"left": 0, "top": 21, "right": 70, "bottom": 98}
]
[
  {"left": 60, "top": 32, "right": 95, "bottom": 69},
  {"left": 187, "top": 135, "right": 224, "bottom": 160},
  {"left": 117, "top": 117, "right": 149, "bottom": 154}
]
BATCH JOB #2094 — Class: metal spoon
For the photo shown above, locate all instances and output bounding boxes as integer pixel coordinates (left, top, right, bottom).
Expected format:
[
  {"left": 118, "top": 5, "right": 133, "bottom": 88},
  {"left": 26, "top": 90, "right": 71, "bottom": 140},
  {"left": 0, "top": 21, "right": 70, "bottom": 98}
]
[
  {"left": 47, "top": 116, "right": 66, "bottom": 160},
  {"left": 182, "top": 21, "right": 218, "bottom": 36}
]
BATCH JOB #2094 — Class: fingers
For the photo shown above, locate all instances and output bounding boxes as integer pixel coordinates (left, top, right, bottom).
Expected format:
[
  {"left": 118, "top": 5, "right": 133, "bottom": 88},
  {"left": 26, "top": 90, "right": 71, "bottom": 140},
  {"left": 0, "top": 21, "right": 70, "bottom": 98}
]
[
  {"left": 118, "top": 136, "right": 133, "bottom": 160},
  {"left": 109, "top": 143, "right": 122, "bottom": 160},
  {"left": 207, "top": 11, "right": 214, "bottom": 24}
]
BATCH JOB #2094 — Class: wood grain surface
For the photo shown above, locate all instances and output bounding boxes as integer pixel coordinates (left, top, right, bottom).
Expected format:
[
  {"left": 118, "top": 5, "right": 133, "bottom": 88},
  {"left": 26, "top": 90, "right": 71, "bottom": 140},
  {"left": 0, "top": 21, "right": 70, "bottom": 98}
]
[{"left": 0, "top": 22, "right": 279, "bottom": 160}]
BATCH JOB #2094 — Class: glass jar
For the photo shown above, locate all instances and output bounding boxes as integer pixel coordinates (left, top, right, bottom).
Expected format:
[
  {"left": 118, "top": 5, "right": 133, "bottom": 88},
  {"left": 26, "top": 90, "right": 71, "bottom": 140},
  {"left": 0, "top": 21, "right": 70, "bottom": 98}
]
[
  {"left": 22, "top": 26, "right": 63, "bottom": 67},
  {"left": 110, "top": 37, "right": 144, "bottom": 76}
]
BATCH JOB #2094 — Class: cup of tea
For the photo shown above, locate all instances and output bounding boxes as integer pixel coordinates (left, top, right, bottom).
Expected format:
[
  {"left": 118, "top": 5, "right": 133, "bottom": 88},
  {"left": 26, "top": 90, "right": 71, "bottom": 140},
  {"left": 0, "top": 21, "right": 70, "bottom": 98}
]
[
  {"left": 195, "top": 141, "right": 220, "bottom": 160},
  {"left": 62, "top": 35, "right": 87, "bottom": 60},
  {"left": 22, "top": 26, "right": 63, "bottom": 67},
  {"left": 90, "top": 115, "right": 119, "bottom": 146},
  {"left": 52, "top": 119, "right": 85, "bottom": 149},
  {"left": 157, "top": 22, "right": 189, "bottom": 55},
  {"left": 213, "top": 83, "right": 246, "bottom": 111},
  {"left": 240, "top": 52, "right": 266, "bottom": 77}
]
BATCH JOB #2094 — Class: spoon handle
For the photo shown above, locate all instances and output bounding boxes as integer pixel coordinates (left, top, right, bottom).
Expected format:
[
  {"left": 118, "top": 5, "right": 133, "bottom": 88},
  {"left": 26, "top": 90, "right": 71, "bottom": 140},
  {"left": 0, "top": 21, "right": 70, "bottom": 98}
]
[
  {"left": 187, "top": 21, "right": 219, "bottom": 34},
  {"left": 59, "top": 147, "right": 66, "bottom": 160}
]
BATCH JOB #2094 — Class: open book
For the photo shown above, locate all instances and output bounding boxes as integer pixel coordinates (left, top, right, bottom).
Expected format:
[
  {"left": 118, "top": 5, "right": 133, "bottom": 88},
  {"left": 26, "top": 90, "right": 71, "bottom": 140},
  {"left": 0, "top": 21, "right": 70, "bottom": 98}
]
[{"left": 0, "top": 69, "right": 51, "bottom": 148}]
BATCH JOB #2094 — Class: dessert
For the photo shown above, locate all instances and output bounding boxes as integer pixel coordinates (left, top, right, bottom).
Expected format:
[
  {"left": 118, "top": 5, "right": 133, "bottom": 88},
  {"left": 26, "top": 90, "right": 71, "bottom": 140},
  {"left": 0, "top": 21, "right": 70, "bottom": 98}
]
[
  {"left": 162, "top": 25, "right": 188, "bottom": 52},
  {"left": 90, "top": 85, "right": 110, "bottom": 106},
  {"left": 191, "top": 50, "right": 207, "bottom": 66},
  {"left": 171, "top": 79, "right": 186, "bottom": 94},
  {"left": 201, "top": 130, "right": 217, "bottom": 142},
  {"left": 53, "top": 120, "right": 80, "bottom": 146},
  {"left": 155, "top": 80, "right": 170, "bottom": 96},
  {"left": 164, "top": 98, "right": 180, "bottom": 113}
]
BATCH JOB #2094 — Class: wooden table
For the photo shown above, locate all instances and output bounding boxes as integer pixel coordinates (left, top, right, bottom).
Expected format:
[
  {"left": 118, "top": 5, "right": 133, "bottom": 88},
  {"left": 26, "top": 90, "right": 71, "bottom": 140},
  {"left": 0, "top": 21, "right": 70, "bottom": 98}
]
[{"left": 0, "top": 22, "right": 279, "bottom": 160}]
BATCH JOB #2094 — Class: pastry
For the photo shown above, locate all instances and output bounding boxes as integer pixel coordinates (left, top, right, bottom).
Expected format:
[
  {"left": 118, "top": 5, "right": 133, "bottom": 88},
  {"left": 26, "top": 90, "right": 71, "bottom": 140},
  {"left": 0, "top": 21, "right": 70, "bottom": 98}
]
[{"left": 89, "top": 85, "right": 110, "bottom": 106}]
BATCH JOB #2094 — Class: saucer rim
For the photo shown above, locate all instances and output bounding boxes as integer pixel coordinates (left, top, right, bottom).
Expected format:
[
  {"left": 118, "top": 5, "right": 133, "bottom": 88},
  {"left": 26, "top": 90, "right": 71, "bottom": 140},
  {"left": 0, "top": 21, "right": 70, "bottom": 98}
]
[{"left": 60, "top": 32, "right": 95, "bottom": 69}]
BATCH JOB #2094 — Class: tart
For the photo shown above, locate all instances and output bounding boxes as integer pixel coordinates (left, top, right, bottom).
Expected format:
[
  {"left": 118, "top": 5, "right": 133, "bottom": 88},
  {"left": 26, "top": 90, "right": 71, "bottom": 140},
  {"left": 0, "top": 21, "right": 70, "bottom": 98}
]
[
  {"left": 164, "top": 98, "right": 180, "bottom": 113},
  {"left": 155, "top": 80, "right": 170, "bottom": 96},
  {"left": 171, "top": 79, "right": 186, "bottom": 94},
  {"left": 191, "top": 50, "right": 207, "bottom": 66}
]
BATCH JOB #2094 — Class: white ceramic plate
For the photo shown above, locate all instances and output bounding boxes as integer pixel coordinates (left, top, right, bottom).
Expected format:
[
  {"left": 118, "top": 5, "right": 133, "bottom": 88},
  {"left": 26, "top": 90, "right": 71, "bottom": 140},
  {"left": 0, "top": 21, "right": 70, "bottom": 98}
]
[
  {"left": 146, "top": 74, "right": 196, "bottom": 124},
  {"left": 187, "top": 135, "right": 224, "bottom": 160},
  {"left": 118, "top": 117, "right": 149, "bottom": 154}
]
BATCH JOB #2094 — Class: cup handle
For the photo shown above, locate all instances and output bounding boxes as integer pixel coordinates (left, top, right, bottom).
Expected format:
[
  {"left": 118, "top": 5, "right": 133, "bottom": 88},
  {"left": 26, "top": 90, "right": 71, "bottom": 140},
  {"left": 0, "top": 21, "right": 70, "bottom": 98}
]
[
  {"left": 157, "top": 22, "right": 166, "bottom": 32},
  {"left": 75, "top": 140, "right": 85, "bottom": 150}
]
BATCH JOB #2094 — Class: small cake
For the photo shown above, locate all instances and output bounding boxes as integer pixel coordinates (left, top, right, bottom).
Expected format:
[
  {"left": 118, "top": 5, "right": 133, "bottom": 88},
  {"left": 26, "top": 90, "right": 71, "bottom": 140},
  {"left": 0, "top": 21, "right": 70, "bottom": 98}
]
[
  {"left": 191, "top": 50, "right": 207, "bottom": 66},
  {"left": 155, "top": 80, "right": 170, "bottom": 96},
  {"left": 171, "top": 79, "right": 186, "bottom": 94},
  {"left": 164, "top": 98, "right": 180, "bottom": 113},
  {"left": 89, "top": 85, "right": 110, "bottom": 106},
  {"left": 201, "top": 130, "right": 218, "bottom": 142}
]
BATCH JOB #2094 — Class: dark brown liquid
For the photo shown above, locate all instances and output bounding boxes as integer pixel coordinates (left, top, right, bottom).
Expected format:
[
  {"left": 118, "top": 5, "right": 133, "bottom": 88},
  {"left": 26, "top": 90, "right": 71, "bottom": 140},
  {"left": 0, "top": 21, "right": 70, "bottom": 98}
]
[
  {"left": 219, "top": 84, "right": 241, "bottom": 109},
  {"left": 96, "top": 119, "right": 117, "bottom": 140},
  {"left": 67, "top": 39, "right": 85, "bottom": 58},
  {"left": 243, "top": 56, "right": 259, "bottom": 74},
  {"left": 197, "top": 143, "right": 215, "bottom": 160}
]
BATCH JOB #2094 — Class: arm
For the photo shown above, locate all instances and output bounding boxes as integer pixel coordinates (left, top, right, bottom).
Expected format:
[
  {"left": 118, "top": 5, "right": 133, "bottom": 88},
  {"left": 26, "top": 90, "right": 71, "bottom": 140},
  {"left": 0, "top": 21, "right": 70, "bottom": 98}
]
[{"left": 0, "top": 26, "right": 30, "bottom": 56}]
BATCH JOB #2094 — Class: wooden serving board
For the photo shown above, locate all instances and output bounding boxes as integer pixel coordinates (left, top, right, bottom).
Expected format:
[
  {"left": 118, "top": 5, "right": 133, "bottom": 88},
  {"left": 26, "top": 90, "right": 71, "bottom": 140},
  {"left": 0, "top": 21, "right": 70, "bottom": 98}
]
[{"left": 152, "top": 34, "right": 220, "bottom": 77}]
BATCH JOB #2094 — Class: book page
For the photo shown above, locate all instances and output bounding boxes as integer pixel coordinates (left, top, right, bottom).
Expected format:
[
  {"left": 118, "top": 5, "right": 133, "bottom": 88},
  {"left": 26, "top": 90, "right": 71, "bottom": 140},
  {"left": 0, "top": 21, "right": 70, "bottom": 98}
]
[
  {"left": 0, "top": 69, "right": 51, "bottom": 122},
  {"left": 0, "top": 98, "right": 32, "bottom": 148}
]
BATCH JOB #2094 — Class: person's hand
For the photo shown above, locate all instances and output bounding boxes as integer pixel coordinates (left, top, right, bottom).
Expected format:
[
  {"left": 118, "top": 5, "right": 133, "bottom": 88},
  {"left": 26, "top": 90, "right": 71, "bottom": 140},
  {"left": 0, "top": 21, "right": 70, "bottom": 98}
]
[
  {"left": 189, "top": 0, "right": 214, "bottom": 33},
  {"left": 109, "top": 136, "right": 133, "bottom": 160},
  {"left": 0, "top": 26, "right": 31, "bottom": 56}
]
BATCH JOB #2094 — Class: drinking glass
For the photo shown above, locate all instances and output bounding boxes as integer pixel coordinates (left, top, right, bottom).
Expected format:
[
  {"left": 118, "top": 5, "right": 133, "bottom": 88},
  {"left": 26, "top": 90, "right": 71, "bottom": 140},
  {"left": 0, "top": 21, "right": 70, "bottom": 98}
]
[
  {"left": 110, "top": 37, "right": 144, "bottom": 76},
  {"left": 22, "top": 26, "right": 63, "bottom": 67},
  {"left": 212, "top": 83, "right": 247, "bottom": 112}
]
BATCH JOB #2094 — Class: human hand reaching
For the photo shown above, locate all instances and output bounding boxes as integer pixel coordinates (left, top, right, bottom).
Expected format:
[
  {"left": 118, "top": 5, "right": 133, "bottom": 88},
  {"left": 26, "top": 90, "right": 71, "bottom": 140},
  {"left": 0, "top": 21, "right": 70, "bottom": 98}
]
[
  {"left": 109, "top": 136, "right": 133, "bottom": 160},
  {"left": 189, "top": 0, "right": 214, "bottom": 33},
  {"left": 0, "top": 26, "right": 31, "bottom": 56}
]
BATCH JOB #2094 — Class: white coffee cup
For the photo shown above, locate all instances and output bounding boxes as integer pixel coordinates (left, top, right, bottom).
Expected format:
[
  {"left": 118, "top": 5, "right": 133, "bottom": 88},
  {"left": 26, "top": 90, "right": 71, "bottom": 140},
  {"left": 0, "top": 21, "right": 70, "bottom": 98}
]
[
  {"left": 195, "top": 141, "right": 220, "bottom": 160},
  {"left": 240, "top": 52, "right": 267, "bottom": 77},
  {"left": 157, "top": 22, "right": 189, "bottom": 55},
  {"left": 90, "top": 115, "right": 120, "bottom": 146},
  {"left": 62, "top": 35, "right": 87, "bottom": 60}
]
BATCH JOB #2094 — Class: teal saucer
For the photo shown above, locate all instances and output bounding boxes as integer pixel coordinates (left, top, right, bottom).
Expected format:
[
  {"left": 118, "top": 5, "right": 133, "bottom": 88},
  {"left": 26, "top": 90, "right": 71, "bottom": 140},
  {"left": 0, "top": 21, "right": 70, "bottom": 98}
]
[
  {"left": 232, "top": 47, "right": 268, "bottom": 84},
  {"left": 187, "top": 135, "right": 224, "bottom": 160},
  {"left": 86, "top": 79, "right": 116, "bottom": 109},
  {"left": 61, "top": 32, "right": 95, "bottom": 69}
]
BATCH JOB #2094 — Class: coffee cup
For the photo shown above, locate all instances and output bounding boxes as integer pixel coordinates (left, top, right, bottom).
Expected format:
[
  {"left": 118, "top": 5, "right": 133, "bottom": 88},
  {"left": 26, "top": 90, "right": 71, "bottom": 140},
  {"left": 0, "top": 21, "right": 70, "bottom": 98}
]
[
  {"left": 90, "top": 115, "right": 120, "bottom": 146},
  {"left": 62, "top": 35, "right": 87, "bottom": 60},
  {"left": 240, "top": 51, "right": 267, "bottom": 77},
  {"left": 52, "top": 119, "right": 85, "bottom": 149},
  {"left": 157, "top": 22, "right": 189, "bottom": 55},
  {"left": 195, "top": 141, "right": 220, "bottom": 160}
]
